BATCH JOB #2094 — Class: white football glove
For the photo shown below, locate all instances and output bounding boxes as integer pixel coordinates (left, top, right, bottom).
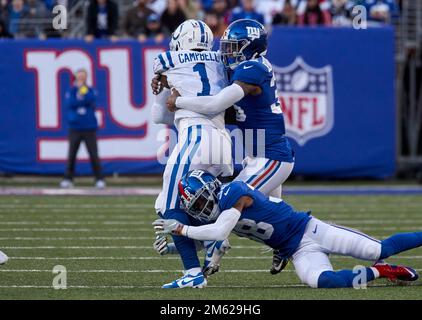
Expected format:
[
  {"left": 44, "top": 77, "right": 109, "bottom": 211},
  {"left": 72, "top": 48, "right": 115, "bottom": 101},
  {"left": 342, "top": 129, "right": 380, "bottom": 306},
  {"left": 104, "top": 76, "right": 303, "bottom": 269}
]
[
  {"left": 153, "top": 236, "right": 170, "bottom": 255},
  {"left": 152, "top": 219, "right": 184, "bottom": 236}
]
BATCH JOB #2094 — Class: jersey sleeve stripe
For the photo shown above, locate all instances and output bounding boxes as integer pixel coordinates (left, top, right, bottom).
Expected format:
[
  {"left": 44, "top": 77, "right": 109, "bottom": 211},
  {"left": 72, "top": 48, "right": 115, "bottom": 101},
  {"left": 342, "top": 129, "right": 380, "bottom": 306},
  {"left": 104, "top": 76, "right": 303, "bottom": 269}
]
[
  {"left": 158, "top": 54, "right": 169, "bottom": 71},
  {"left": 166, "top": 51, "right": 175, "bottom": 68}
]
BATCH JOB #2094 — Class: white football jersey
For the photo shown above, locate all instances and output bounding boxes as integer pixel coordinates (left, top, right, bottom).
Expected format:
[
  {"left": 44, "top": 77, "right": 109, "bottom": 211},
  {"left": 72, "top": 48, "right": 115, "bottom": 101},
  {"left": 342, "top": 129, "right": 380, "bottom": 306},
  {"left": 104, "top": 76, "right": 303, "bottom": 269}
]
[{"left": 154, "top": 50, "right": 228, "bottom": 130}]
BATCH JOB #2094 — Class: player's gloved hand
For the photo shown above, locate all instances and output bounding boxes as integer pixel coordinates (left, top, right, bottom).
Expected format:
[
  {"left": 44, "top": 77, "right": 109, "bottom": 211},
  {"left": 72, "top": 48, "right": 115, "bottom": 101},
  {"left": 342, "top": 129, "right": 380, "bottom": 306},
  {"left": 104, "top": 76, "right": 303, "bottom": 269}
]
[
  {"left": 153, "top": 235, "right": 170, "bottom": 255},
  {"left": 166, "top": 88, "right": 181, "bottom": 112},
  {"left": 151, "top": 75, "right": 163, "bottom": 95},
  {"left": 153, "top": 219, "right": 184, "bottom": 236}
]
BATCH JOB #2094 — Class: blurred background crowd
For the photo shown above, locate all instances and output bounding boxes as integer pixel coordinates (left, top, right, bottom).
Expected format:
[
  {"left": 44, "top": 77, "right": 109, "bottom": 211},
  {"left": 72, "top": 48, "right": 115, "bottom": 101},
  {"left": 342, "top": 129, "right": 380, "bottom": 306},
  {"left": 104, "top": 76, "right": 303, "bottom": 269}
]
[{"left": 0, "top": 0, "right": 401, "bottom": 40}]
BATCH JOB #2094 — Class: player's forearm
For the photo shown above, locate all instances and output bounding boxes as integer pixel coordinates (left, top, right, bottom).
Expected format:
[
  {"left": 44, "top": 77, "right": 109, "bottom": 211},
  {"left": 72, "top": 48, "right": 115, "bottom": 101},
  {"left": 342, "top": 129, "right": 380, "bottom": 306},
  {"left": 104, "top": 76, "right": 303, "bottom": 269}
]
[
  {"left": 180, "top": 208, "right": 241, "bottom": 241},
  {"left": 175, "top": 83, "right": 245, "bottom": 115},
  {"left": 152, "top": 88, "right": 174, "bottom": 125}
]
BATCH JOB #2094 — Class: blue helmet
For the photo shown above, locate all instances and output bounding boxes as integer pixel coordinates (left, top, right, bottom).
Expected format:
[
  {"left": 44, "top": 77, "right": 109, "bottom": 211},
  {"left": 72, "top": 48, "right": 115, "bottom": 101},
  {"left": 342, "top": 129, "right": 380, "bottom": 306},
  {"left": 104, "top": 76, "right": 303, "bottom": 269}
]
[
  {"left": 178, "top": 170, "right": 222, "bottom": 223},
  {"left": 220, "top": 19, "right": 268, "bottom": 69}
]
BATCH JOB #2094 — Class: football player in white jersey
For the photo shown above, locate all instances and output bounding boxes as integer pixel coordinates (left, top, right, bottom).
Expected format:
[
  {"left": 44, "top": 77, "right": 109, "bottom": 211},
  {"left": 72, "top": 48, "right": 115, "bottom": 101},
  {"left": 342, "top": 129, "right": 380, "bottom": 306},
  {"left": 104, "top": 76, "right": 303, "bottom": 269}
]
[
  {"left": 151, "top": 20, "right": 232, "bottom": 289},
  {"left": 165, "top": 19, "right": 294, "bottom": 275}
]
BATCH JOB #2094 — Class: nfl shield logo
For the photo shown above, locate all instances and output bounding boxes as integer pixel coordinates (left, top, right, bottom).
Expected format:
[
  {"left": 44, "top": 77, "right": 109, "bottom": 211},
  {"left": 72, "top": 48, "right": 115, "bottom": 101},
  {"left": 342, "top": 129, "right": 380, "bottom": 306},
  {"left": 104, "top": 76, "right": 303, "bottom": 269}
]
[{"left": 273, "top": 57, "right": 334, "bottom": 146}]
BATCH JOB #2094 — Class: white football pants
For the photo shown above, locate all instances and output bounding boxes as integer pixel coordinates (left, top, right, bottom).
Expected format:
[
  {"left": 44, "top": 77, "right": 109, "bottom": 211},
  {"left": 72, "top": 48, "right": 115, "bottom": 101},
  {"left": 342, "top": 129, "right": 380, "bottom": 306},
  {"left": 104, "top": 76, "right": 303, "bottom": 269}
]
[
  {"left": 155, "top": 124, "right": 233, "bottom": 214},
  {"left": 234, "top": 156, "right": 294, "bottom": 197},
  {"left": 292, "top": 217, "right": 382, "bottom": 288}
]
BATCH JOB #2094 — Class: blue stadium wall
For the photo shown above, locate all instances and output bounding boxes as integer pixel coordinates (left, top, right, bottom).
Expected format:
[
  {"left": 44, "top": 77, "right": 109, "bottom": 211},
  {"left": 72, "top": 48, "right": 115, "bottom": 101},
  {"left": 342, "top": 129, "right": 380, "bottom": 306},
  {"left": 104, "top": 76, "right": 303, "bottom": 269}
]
[{"left": 0, "top": 26, "right": 395, "bottom": 178}]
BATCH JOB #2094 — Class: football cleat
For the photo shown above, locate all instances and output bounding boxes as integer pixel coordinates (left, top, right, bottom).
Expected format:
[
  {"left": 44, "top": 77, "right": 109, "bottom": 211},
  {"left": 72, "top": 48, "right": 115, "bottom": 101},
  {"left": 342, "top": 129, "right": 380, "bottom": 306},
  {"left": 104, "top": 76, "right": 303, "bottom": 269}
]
[
  {"left": 162, "top": 271, "right": 207, "bottom": 289},
  {"left": 373, "top": 262, "right": 419, "bottom": 282},
  {"left": 0, "top": 250, "right": 8, "bottom": 265},
  {"left": 95, "top": 180, "right": 106, "bottom": 189},
  {"left": 60, "top": 179, "right": 74, "bottom": 188},
  {"left": 270, "top": 250, "right": 289, "bottom": 275},
  {"left": 203, "top": 240, "right": 231, "bottom": 277}
]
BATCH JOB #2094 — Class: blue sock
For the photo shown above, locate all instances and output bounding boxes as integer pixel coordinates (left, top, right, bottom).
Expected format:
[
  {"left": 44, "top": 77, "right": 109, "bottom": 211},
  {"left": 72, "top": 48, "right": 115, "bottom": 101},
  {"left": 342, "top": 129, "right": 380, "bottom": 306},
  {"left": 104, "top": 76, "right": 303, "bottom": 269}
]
[
  {"left": 380, "top": 232, "right": 422, "bottom": 260},
  {"left": 317, "top": 268, "right": 376, "bottom": 288},
  {"left": 163, "top": 208, "right": 201, "bottom": 271}
]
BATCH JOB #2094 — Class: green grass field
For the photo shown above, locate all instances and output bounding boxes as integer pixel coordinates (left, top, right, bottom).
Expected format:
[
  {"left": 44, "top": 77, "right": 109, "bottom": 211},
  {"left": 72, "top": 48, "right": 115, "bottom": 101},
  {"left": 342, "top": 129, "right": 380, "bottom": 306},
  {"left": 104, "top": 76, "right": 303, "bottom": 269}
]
[{"left": 0, "top": 194, "right": 421, "bottom": 300}]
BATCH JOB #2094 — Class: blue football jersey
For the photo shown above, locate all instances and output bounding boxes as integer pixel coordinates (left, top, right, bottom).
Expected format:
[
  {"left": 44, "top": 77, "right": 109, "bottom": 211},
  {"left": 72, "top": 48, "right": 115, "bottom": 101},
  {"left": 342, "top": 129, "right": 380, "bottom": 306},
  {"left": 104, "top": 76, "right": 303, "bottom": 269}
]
[
  {"left": 230, "top": 57, "right": 294, "bottom": 162},
  {"left": 218, "top": 181, "right": 311, "bottom": 259}
]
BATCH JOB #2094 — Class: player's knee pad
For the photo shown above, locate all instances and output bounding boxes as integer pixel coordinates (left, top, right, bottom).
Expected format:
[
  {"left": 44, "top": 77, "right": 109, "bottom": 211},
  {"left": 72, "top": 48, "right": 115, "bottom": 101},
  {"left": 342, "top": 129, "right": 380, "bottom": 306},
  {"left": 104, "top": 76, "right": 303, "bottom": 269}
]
[{"left": 317, "top": 271, "right": 348, "bottom": 289}]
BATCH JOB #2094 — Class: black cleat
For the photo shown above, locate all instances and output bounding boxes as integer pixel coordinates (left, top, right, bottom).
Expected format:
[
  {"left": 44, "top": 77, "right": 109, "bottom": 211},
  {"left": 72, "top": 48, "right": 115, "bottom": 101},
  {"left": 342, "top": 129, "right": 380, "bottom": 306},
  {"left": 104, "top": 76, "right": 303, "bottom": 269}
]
[{"left": 270, "top": 250, "right": 289, "bottom": 275}]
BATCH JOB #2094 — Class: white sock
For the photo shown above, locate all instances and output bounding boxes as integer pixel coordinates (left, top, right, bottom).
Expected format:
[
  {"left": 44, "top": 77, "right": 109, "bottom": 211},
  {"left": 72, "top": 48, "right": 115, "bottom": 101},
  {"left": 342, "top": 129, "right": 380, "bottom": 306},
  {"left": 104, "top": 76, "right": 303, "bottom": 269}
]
[
  {"left": 186, "top": 267, "right": 202, "bottom": 275},
  {"left": 370, "top": 267, "right": 380, "bottom": 278}
]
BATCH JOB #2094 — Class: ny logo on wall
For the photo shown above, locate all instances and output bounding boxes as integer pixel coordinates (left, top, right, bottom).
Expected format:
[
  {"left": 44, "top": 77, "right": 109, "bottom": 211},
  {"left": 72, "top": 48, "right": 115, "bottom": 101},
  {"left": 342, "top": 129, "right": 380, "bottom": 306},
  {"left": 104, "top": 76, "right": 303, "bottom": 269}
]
[
  {"left": 24, "top": 47, "right": 168, "bottom": 162},
  {"left": 273, "top": 57, "right": 334, "bottom": 146}
]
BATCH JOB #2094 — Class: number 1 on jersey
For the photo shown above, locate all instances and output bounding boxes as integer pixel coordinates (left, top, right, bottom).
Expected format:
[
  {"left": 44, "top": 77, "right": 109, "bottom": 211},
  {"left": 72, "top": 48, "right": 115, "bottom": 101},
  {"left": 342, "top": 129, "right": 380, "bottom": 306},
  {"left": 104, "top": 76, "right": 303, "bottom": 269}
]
[{"left": 193, "top": 63, "right": 210, "bottom": 96}]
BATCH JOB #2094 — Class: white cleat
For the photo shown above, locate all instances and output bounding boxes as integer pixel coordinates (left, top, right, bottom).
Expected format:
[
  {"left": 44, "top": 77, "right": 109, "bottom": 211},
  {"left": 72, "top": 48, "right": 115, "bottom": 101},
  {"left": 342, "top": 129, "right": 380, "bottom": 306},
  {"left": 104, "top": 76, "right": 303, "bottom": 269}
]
[
  {"left": 95, "top": 180, "right": 106, "bottom": 189},
  {"left": 162, "top": 271, "right": 207, "bottom": 289},
  {"left": 60, "top": 179, "right": 74, "bottom": 188},
  {"left": 0, "top": 250, "right": 8, "bottom": 265}
]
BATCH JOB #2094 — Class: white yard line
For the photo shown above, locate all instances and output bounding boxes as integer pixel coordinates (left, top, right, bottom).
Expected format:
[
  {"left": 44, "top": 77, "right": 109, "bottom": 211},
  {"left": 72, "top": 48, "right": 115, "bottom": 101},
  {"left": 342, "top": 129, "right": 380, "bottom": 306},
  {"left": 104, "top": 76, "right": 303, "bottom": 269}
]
[
  {"left": 0, "top": 245, "right": 265, "bottom": 249},
  {"left": 2, "top": 222, "right": 422, "bottom": 229},
  {"left": 0, "top": 269, "right": 278, "bottom": 273},
  {"left": 0, "top": 284, "right": 306, "bottom": 289},
  {"left": 0, "top": 221, "right": 149, "bottom": 225},
  {"left": 0, "top": 215, "right": 151, "bottom": 220},
  {"left": 1, "top": 269, "right": 422, "bottom": 274},
  {"left": 0, "top": 204, "right": 152, "bottom": 209},
  {"left": 0, "top": 236, "right": 392, "bottom": 241},
  {"left": 0, "top": 237, "right": 153, "bottom": 240},
  {"left": 8, "top": 255, "right": 422, "bottom": 260},
  {"left": 0, "top": 283, "right": 415, "bottom": 289},
  {"left": 0, "top": 228, "right": 154, "bottom": 232}
]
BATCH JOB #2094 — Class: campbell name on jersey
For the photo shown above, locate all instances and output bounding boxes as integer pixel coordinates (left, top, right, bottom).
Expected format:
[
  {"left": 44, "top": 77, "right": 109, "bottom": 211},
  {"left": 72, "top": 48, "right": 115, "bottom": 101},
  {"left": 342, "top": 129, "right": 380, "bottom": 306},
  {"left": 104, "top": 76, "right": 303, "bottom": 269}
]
[
  {"left": 154, "top": 50, "right": 228, "bottom": 131},
  {"left": 218, "top": 181, "right": 310, "bottom": 259},
  {"left": 230, "top": 57, "right": 294, "bottom": 162}
]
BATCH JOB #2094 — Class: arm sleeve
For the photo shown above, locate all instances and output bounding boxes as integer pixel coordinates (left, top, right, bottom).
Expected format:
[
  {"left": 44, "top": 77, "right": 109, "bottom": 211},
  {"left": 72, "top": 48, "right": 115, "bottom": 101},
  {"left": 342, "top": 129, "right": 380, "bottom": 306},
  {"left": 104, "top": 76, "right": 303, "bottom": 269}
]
[
  {"left": 181, "top": 208, "right": 241, "bottom": 241},
  {"left": 153, "top": 51, "right": 176, "bottom": 74},
  {"left": 175, "top": 83, "right": 245, "bottom": 115},
  {"left": 151, "top": 88, "right": 174, "bottom": 125}
]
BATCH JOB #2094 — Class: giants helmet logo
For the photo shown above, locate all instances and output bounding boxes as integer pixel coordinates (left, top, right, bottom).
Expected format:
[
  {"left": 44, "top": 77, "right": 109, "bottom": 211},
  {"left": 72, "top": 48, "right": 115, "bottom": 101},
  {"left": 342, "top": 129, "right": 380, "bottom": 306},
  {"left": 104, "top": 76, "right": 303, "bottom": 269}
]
[{"left": 273, "top": 57, "right": 334, "bottom": 146}]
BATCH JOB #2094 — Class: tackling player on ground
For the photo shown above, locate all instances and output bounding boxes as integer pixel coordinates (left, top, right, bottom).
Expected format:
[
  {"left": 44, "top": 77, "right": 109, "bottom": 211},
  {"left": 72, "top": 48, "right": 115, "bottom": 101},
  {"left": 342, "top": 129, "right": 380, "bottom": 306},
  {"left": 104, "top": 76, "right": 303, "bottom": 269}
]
[{"left": 154, "top": 170, "right": 422, "bottom": 288}]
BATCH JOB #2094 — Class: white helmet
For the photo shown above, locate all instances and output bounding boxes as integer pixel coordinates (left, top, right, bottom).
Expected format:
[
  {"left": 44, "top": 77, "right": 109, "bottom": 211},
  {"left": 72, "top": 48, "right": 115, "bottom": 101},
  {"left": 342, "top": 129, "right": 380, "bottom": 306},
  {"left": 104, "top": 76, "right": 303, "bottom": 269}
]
[{"left": 169, "top": 19, "right": 214, "bottom": 52}]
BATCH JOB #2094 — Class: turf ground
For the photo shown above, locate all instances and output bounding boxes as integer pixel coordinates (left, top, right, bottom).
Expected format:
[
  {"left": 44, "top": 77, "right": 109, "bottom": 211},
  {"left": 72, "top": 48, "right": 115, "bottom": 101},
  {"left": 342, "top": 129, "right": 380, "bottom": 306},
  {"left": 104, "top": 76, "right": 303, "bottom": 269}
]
[{"left": 0, "top": 193, "right": 422, "bottom": 299}]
